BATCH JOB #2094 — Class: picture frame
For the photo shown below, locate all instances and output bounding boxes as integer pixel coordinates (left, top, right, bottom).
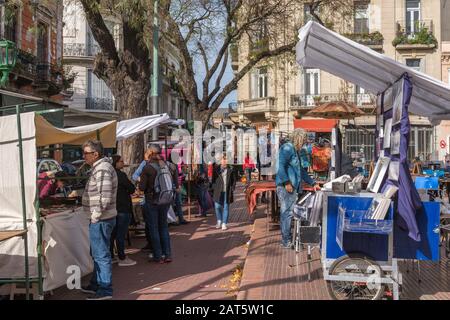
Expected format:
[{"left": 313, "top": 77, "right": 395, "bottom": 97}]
[
  {"left": 389, "top": 161, "right": 400, "bottom": 182},
  {"left": 391, "top": 130, "right": 401, "bottom": 155},
  {"left": 367, "top": 156, "right": 391, "bottom": 193},
  {"left": 383, "top": 118, "right": 392, "bottom": 149},
  {"left": 392, "top": 80, "right": 404, "bottom": 125},
  {"left": 383, "top": 87, "right": 393, "bottom": 112}
]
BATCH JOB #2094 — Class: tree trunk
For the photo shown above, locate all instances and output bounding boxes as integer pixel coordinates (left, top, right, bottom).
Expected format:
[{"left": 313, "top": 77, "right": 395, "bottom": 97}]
[
  {"left": 192, "top": 104, "right": 213, "bottom": 132},
  {"left": 115, "top": 86, "right": 149, "bottom": 175}
]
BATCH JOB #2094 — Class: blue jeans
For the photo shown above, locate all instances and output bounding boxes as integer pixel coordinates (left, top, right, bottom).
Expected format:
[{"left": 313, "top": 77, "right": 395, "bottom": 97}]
[
  {"left": 214, "top": 192, "right": 229, "bottom": 224},
  {"left": 246, "top": 169, "right": 252, "bottom": 184},
  {"left": 111, "top": 212, "right": 131, "bottom": 260},
  {"left": 144, "top": 202, "right": 171, "bottom": 260},
  {"left": 174, "top": 192, "right": 185, "bottom": 221},
  {"left": 89, "top": 217, "right": 116, "bottom": 296},
  {"left": 197, "top": 186, "right": 209, "bottom": 216},
  {"left": 276, "top": 186, "right": 298, "bottom": 246}
]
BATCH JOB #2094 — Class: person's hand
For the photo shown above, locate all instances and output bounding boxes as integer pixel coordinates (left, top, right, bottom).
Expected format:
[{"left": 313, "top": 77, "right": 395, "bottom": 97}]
[
  {"left": 285, "top": 183, "right": 294, "bottom": 193},
  {"left": 144, "top": 150, "right": 151, "bottom": 161},
  {"left": 313, "top": 184, "right": 321, "bottom": 191}
]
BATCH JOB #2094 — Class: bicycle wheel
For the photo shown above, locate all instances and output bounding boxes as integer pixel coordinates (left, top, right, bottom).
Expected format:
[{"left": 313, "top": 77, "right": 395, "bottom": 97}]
[{"left": 326, "top": 253, "right": 385, "bottom": 300}]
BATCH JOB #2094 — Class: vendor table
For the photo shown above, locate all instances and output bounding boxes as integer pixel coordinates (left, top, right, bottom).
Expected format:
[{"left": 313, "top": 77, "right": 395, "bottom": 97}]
[{"left": 245, "top": 181, "right": 278, "bottom": 222}]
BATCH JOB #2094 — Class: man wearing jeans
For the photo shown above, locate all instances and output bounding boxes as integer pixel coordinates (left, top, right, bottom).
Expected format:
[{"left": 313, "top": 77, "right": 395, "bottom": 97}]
[
  {"left": 276, "top": 129, "right": 320, "bottom": 249},
  {"left": 80, "top": 140, "right": 118, "bottom": 300}
]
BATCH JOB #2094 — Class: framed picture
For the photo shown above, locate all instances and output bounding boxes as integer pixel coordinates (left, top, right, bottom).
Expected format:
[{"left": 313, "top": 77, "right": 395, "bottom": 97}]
[
  {"left": 391, "top": 80, "right": 404, "bottom": 125},
  {"left": 383, "top": 87, "right": 393, "bottom": 112},
  {"left": 391, "top": 130, "right": 401, "bottom": 155},
  {"left": 383, "top": 119, "right": 392, "bottom": 149},
  {"left": 389, "top": 161, "right": 400, "bottom": 182},
  {"left": 367, "top": 156, "right": 391, "bottom": 193}
]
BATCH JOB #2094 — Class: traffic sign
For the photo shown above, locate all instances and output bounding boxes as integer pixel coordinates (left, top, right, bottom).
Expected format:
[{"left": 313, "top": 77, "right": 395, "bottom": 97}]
[{"left": 440, "top": 140, "right": 447, "bottom": 149}]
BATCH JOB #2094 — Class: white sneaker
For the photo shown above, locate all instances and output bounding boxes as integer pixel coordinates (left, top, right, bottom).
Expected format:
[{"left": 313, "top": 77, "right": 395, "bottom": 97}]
[
  {"left": 216, "top": 221, "right": 222, "bottom": 229},
  {"left": 118, "top": 257, "right": 137, "bottom": 267},
  {"left": 222, "top": 223, "right": 227, "bottom": 230}
]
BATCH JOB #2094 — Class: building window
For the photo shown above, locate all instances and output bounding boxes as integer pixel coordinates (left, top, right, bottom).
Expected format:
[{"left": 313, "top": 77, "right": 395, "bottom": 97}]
[
  {"left": 250, "top": 67, "right": 268, "bottom": 99},
  {"left": 406, "top": 58, "right": 421, "bottom": 72},
  {"left": 408, "top": 126, "right": 434, "bottom": 161},
  {"left": 344, "top": 126, "right": 376, "bottom": 161},
  {"left": 37, "top": 22, "right": 49, "bottom": 63},
  {"left": 4, "top": 5, "right": 19, "bottom": 42},
  {"left": 354, "top": 2, "right": 369, "bottom": 34},
  {"left": 406, "top": 0, "right": 420, "bottom": 35},
  {"left": 87, "top": 69, "right": 115, "bottom": 111}
]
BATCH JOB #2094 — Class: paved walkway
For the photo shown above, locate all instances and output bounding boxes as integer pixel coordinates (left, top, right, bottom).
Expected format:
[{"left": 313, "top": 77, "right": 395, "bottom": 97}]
[
  {"left": 49, "top": 185, "right": 252, "bottom": 300},
  {"left": 238, "top": 198, "right": 450, "bottom": 300}
]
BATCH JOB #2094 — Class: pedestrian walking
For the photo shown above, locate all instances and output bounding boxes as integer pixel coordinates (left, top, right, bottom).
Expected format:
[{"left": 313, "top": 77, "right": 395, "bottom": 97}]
[
  {"left": 132, "top": 148, "right": 153, "bottom": 254},
  {"left": 212, "top": 154, "right": 236, "bottom": 230},
  {"left": 110, "top": 155, "right": 137, "bottom": 267},
  {"left": 243, "top": 152, "right": 255, "bottom": 185},
  {"left": 139, "top": 144, "right": 174, "bottom": 263},
  {"left": 275, "top": 129, "right": 320, "bottom": 249},
  {"left": 167, "top": 158, "right": 189, "bottom": 225},
  {"left": 80, "top": 140, "right": 118, "bottom": 300}
]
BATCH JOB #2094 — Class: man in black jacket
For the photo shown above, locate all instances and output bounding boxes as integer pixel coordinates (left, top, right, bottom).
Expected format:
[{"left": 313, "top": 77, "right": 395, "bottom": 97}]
[
  {"left": 110, "top": 155, "right": 137, "bottom": 267},
  {"left": 212, "top": 154, "right": 236, "bottom": 230}
]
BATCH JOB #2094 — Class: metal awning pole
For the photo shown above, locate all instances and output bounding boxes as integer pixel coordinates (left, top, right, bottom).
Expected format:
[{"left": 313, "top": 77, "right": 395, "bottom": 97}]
[{"left": 16, "top": 105, "right": 30, "bottom": 300}]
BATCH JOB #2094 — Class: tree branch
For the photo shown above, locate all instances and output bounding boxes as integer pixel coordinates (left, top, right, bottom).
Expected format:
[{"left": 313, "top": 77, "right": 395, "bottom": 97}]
[
  {"left": 209, "top": 41, "right": 296, "bottom": 116},
  {"left": 79, "top": 0, "right": 119, "bottom": 62},
  {"left": 207, "top": 49, "right": 229, "bottom": 104}
]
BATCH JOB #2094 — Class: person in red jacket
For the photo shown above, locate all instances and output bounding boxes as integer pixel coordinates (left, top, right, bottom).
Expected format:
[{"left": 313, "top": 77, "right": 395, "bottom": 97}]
[{"left": 243, "top": 153, "right": 256, "bottom": 185}]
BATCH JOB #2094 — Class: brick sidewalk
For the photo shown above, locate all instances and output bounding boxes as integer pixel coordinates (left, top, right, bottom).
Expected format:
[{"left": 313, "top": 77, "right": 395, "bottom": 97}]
[
  {"left": 238, "top": 206, "right": 450, "bottom": 300},
  {"left": 49, "top": 185, "right": 252, "bottom": 300}
]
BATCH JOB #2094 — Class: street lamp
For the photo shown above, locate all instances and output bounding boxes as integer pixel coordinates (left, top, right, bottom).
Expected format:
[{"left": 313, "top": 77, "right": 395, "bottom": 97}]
[{"left": 0, "top": 40, "right": 17, "bottom": 86}]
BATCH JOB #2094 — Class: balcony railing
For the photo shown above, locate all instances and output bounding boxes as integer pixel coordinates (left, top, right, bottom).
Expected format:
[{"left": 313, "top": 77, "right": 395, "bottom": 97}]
[
  {"left": 238, "top": 97, "right": 275, "bottom": 114},
  {"left": 12, "top": 49, "right": 37, "bottom": 80},
  {"left": 35, "top": 63, "right": 63, "bottom": 85},
  {"left": 343, "top": 32, "right": 384, "bottom": 47},
  {"left": 63, "top": 43, "right": 100, "bottom": 57},
  {"left": 86, "top": 97, "right": 115, "bottom": 111},
  {"left": 393, "top": 20, "right": 437, "bottom": 48},
  {"left": 290, "top": 93, "right": 376, "bottom": 109}
]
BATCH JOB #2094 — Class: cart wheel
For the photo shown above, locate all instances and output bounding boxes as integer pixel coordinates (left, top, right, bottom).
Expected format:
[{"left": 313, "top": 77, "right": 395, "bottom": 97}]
[{"left": 326, "top": 253, "right": 385, "bottom": 300}]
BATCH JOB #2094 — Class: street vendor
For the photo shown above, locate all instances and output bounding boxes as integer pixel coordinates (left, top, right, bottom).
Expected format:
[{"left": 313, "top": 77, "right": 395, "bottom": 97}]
[
  {"left": 38, "top": 171, "right": 74, "bottom": 199},
  {"left": 276, "top": 128, "right": 321, "bottom": 249}
]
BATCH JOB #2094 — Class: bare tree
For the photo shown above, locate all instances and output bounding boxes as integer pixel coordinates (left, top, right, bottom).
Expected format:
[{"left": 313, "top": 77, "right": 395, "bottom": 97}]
[{"left": 75, "top": 0, "right": 353, "bottom": 165}]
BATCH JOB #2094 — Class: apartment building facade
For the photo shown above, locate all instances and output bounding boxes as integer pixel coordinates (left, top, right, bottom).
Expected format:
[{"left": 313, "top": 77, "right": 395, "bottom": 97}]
[
  {"left": 0, "top": 0, "right": 65, "bottom": 114},
  {"left": 236, "top": 0, "right": 447, "bottom": 161},
  {"left": 62, "top": 0, "right": 191, "bottom": 128}
]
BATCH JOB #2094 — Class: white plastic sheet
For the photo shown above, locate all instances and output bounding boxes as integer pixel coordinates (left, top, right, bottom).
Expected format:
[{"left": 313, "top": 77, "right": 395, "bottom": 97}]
[
  {"left": 42, "top": 208, "right": 93, "bottom": 291},
  {"left": 296, "top": 21, "right": 450, "bottom": 122},
  {"left": 0, "top": 112, "right": 39, "bottom": 278}
]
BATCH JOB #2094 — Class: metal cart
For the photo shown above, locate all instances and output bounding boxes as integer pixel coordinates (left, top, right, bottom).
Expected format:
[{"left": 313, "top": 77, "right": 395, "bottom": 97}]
[{"left": 321, "top": 191, "right": 402, "bottom": 300}]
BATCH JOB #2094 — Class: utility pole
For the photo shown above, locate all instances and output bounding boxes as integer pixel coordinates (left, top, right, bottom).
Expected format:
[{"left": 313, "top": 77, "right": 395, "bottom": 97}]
[{"left": 151, "top": 0, "right": 159, "bottom": 141}]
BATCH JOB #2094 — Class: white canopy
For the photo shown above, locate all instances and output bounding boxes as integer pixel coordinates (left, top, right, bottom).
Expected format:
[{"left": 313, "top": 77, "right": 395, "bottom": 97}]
[{"left": 296, "top": 21, "right": 450, "bottom": 122}]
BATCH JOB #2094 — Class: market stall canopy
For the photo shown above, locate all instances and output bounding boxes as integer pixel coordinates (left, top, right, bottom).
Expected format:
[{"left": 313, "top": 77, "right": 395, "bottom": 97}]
[
  {"left": 296, "top": 21, "right": 450, "bottom": 122},
  {"left": 306, "top": 101, "right": 365, "bottom": 119},
  {"left": 116, "top": 114, "right": 185, "bottom": 140},
  {"left": 35, "top": 115, "right": 116, "bottom": 148},
  {"left": 294, "top": 119, "right": 338, "bottom": 132}
]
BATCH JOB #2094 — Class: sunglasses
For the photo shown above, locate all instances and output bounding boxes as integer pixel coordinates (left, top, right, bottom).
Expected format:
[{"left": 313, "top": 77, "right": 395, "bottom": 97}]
[{"left": 83, "top": 151, "right": 95, "bottom": 155}]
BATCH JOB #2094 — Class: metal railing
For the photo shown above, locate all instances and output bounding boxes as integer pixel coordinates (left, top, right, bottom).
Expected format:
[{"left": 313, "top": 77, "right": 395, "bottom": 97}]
[
  {"left": 290, "top": 93, "right": 376, "bottom": 109},
  {"left": 85, "top": 97, "right": 115, "bottom": 111},
  {"left": 13, "top": 50, "right": 37, "bottom": 79},
  {"left": 63, "top": 42, "right": 100, "bottom": 57},
  {"left": 238, "top": 97, "right": 276, "bottom": 113},
  {"left": 396, "top": 19, "right": 434, "bottom": 36}
]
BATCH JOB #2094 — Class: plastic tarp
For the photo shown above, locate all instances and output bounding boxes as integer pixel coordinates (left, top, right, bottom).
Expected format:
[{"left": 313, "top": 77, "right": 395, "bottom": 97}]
[
  {"left": 0, "top": 112, "right": 39, "bottom": 278},
  {"left": 116, "top": 114, "right": 170, "bottom": 140},
  {"left": 42, "top": 208, "right": 92, "bottom": 291},
  {"left": 296, "top": 21, "right": 450, "bottom": 122},
  {"left": 35, "top": 115, "right": 117, "bottom": 148}
]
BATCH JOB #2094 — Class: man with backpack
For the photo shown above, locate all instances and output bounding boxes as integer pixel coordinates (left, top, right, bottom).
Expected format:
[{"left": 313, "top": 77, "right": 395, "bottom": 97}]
[{"left": 139, "top": 144, "right": 175, "bottom": 263}]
